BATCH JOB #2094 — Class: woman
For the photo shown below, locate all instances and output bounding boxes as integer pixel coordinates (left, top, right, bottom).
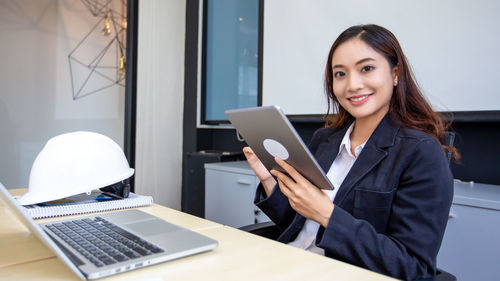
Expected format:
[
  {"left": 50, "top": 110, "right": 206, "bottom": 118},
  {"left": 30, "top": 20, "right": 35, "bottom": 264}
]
[{"left": 243, "top": 24, "right": 458, "bottom": 280}]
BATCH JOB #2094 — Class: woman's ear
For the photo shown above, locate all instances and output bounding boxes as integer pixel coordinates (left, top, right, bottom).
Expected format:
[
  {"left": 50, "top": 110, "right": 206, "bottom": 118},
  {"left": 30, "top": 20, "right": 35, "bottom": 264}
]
[{"left": 392, "top": 66, "right": 399, "bottom": 86}]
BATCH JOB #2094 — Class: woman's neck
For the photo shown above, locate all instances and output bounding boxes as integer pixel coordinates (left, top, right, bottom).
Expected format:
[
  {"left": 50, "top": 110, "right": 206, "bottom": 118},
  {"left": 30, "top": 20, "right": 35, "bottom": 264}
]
[{"left": 350, "top": 110, "right": 388, "bottom": 153}]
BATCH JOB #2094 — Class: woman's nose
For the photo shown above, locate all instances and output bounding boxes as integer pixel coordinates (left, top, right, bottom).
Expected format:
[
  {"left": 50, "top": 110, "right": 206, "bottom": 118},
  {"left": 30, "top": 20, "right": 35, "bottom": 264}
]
[{"left": 347, "top": 73, "right": 363, "bottom": 92}]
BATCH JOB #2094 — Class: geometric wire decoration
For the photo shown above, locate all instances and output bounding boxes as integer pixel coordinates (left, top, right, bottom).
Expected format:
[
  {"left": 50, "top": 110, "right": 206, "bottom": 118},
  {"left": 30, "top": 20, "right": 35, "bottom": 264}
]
[{"left": 69, "top": 0, "right": 127, "bottom": 100}]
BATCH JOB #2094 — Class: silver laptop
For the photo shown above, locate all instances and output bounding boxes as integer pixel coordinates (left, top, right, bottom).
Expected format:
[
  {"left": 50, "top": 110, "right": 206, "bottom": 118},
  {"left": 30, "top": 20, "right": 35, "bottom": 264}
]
[
  {"left": 0, "top": 182, "right": 218, "bottom": 280},
  {"left": 226, "top": 105, "right": 333, "bottom": 190}
]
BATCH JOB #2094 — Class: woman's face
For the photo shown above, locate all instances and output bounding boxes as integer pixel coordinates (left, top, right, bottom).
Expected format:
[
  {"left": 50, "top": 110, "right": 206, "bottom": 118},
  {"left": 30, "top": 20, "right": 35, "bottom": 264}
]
[{"left": 330, "top": 38, "right": 397, "bottom": 123}]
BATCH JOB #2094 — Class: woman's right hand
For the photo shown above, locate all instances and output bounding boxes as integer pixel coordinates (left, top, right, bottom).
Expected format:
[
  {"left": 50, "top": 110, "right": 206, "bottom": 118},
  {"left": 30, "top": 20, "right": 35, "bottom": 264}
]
[{"left": 243, "top": 147, "right": 277, "bottom": 197}]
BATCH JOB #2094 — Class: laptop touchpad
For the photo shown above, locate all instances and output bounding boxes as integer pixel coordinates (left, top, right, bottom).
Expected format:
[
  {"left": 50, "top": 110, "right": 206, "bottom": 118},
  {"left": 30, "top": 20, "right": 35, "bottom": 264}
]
[{"left": 124, "top": 219, "right": 179, "bottom": 236}]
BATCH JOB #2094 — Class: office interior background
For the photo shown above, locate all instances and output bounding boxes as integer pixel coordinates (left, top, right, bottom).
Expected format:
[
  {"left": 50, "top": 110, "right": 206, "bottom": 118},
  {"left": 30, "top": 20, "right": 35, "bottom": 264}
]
[{"left": 1, "top": 0, "right": 500, "bottom": 280}]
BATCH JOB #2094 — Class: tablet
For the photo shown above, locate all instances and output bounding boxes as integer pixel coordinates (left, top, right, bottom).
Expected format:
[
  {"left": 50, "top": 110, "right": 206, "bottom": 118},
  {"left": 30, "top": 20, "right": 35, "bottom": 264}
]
[{"left": 225, "top": 105, "right": 333, "bottom": 190}]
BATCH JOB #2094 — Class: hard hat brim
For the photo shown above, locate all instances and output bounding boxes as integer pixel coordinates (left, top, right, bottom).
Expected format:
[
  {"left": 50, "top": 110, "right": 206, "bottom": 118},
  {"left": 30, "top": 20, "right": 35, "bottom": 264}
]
[{"left": 17, "top": 168, "right": 134, "bottom": 206}]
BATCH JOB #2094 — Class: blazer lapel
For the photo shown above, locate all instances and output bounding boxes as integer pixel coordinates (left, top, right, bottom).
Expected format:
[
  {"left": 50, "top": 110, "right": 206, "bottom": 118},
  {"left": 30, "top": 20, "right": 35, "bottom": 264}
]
[{"left": 333, "top": 114, "right": 400, "bottom": 206}]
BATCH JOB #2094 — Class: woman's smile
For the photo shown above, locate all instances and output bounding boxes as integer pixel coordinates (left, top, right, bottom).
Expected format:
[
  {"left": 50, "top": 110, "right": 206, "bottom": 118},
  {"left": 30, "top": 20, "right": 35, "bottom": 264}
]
[{"left": 347, "top": 93, "right": 372, "bottom": 105}]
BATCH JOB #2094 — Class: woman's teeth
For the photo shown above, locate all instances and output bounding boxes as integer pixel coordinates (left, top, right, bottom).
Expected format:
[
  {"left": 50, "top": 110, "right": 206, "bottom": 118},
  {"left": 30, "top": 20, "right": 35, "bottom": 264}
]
[{"left": 349, "top": 95, "right": 368, "bottom": 102}]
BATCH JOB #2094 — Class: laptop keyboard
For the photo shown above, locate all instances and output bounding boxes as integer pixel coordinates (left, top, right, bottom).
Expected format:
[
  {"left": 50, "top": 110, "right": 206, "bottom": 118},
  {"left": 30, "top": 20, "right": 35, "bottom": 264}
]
[{"left": 46, "top": 217, "right": 164, "bottom": 267}]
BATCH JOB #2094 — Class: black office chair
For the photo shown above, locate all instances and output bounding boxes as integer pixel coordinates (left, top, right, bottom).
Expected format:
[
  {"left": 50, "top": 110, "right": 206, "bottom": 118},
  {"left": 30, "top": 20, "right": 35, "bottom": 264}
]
[{"left": 239, "top": 131, "right": 458, "bottom": 281}]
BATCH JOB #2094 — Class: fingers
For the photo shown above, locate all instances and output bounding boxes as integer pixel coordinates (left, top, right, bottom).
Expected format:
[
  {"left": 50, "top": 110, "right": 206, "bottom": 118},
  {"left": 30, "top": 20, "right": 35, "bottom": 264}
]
[
  {"left": 243, "top": 146, "right": 260, "bottom": 165},
  {"left": 274, "top": 157, "right": 307, "bottom": 184},
  {"left": 273, "top": 171, "right": 292, "bottom": 198},
  {"left": 244, "top": 147, "right": 275, "bottom": 186},
  {"left": 271, "top": 169, "right": 296, "bottom": 190},
  {"left": 242, "top": 146, "right": 254, "bottom": 159}
]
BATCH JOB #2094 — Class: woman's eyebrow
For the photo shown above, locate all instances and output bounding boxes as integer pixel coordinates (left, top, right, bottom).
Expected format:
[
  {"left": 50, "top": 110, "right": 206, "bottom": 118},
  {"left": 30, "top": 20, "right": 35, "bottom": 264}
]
[
  {"left": 355, "top": 57, "right": 375, "bottom": 65},
  {"left": 332, "top": 57, "right": 375, "bottom": 69}
]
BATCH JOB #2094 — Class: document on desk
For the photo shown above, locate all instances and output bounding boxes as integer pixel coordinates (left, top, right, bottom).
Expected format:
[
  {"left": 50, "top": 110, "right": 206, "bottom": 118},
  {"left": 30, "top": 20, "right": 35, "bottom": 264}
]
[{"left": 22, "top": 192, "right": 153, "bottom": 219}]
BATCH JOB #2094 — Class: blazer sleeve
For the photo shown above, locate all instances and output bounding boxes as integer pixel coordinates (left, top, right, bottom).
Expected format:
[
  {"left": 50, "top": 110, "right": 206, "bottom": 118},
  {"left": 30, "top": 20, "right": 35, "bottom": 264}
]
[
  {"left": 254, "top": 182, "right": 295, "bottom": 231},
  {"left": 315, "top": 138, "right": 453, "bottom": 280}
]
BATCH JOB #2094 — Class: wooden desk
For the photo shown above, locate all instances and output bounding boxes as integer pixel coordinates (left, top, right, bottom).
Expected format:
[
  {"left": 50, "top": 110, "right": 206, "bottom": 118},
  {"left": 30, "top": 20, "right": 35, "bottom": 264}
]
[
  {"left": 0, "top": 189, "right": 54, "bottom": 268},
  {"left": 0, "top": 190, "right": 395, "bottom": 280},
  {"left": 0, "top": 189, "right": 221, "bottom": 269}
]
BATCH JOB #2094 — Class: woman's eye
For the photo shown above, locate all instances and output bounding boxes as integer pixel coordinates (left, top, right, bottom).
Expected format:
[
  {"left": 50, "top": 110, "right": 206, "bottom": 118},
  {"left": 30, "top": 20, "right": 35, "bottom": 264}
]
[
  {"left": 361, "top": 65, "right": 374, "bottom": 72},
  {"left": 334, "top": 71, "right": 345, "bottom": 78}
]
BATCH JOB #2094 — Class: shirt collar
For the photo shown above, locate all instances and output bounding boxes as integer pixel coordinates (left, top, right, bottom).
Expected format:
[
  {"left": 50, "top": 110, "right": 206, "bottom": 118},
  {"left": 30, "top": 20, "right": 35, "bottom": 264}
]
[{"left": 338, "top": 122, "right": 367, "bottom": 158}]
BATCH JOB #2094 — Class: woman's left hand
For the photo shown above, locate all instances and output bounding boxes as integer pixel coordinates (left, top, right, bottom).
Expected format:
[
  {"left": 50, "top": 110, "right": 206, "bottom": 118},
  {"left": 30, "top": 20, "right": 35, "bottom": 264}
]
[{"left": 271, "top": 157, "right": 334, "bottom": 228}]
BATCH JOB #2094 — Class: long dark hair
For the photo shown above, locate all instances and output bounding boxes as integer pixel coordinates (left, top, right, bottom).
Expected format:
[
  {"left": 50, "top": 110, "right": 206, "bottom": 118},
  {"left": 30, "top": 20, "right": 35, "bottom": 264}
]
[{"left": 324, "top": 24, "right": 459, "bottom": 160}]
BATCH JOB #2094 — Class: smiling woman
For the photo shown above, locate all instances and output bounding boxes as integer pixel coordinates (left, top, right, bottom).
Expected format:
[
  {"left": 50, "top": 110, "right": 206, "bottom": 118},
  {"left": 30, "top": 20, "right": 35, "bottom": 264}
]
[{"left": 243, "top": 24, "right": 458, "bottom": 280}]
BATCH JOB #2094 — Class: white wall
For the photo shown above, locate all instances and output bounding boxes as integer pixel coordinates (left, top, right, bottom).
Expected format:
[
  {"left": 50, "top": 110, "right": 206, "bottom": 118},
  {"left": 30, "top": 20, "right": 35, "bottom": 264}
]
[
  {"left": 0, "top": 0, "right": 125, "bottom": 189},
  {"left": 135, "top": 0, "right": 186, "bottom": 210},
  {"left": 263, "top": 0, "right": 500, "bottom": 114}
]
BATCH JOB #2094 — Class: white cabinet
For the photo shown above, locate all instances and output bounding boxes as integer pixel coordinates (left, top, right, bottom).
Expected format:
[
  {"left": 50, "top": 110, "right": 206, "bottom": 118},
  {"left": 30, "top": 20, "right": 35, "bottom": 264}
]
[
  {"left": 205, "top": 161, "right": 270, "bottom": 228},
  {"left": 437, "top": 181, "right": 500, "bottom": 281}
]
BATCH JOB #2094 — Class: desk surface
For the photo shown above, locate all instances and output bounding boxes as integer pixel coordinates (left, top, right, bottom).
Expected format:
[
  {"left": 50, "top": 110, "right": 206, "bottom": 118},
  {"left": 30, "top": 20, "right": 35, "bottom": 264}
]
[
  {"left": 0, "top": 189, "right": 222, "bottom": 269},
  {"left": 0, "top": 189, "right": 395, "bottom": 280}
]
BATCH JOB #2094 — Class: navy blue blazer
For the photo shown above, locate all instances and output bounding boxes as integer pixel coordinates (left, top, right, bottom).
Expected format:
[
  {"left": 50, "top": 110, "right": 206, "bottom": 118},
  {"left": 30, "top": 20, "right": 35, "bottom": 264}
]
[{"left": 254, "top": 114, "right": 453, "bottom": 280}]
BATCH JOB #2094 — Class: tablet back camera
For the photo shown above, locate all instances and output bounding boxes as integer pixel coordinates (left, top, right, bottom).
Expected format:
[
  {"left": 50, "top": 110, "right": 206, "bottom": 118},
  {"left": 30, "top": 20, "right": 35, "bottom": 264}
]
[{"left": 263, "top": 139, "right": 289, "bottom": 160}]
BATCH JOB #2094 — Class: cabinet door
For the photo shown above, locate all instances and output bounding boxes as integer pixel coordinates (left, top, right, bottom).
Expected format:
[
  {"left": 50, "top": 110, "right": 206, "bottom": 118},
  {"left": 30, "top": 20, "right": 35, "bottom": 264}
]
[
  {"left": 437, "top": 204, "right": 500, "bottom": 281},
  {"left": 205, "top": 169, "right": 258, "bottom": 228}
]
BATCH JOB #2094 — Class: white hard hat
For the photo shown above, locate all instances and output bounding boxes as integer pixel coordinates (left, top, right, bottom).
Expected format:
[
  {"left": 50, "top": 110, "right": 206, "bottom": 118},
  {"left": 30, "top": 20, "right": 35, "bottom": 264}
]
[{"left": 18, "top": 131, "right": 134, "bottom": 205}]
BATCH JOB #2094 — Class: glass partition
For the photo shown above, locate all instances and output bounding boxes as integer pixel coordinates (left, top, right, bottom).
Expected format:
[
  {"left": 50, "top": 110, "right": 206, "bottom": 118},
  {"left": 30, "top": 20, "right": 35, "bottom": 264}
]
[{"left": 202, "top": 0, "right": 260, "bottom": 123}]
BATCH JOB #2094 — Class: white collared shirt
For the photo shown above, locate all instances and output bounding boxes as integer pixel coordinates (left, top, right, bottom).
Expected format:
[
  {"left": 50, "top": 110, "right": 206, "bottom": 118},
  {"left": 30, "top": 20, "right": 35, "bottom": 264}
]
[{"left": 288, "top": 122, "right": 367, "bottom": 255}]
